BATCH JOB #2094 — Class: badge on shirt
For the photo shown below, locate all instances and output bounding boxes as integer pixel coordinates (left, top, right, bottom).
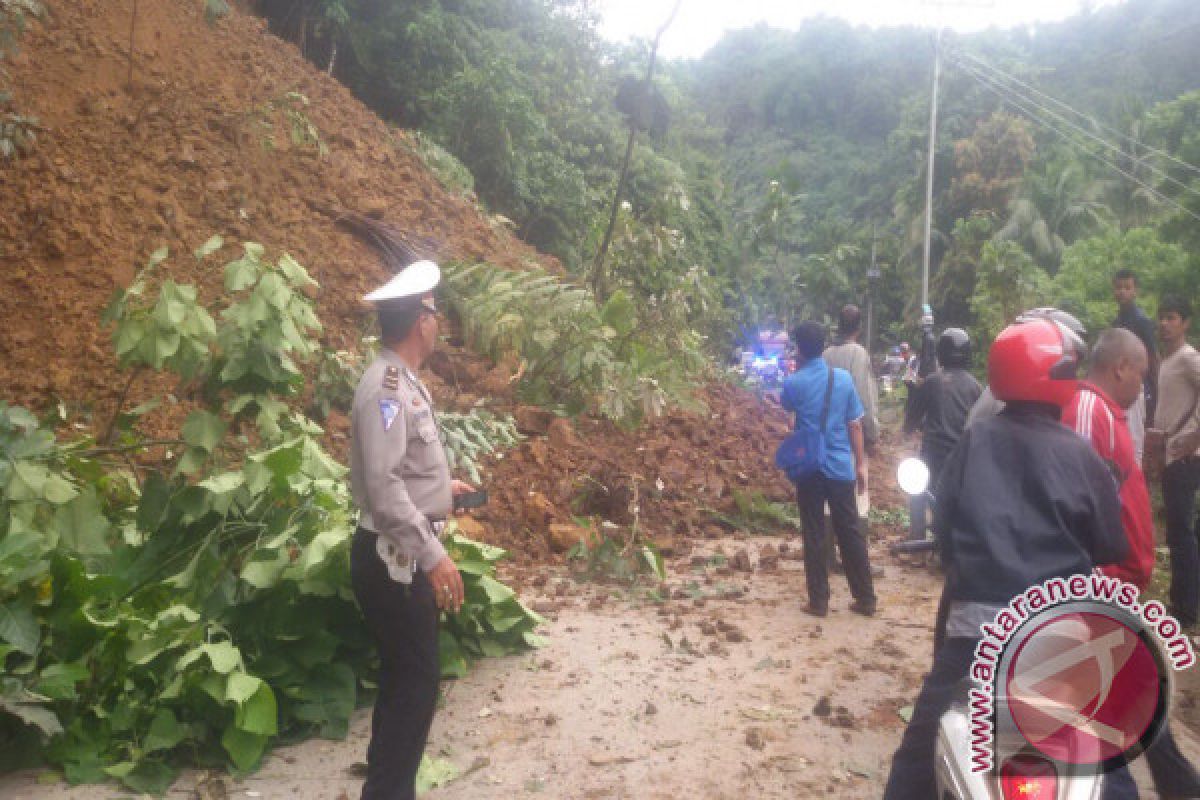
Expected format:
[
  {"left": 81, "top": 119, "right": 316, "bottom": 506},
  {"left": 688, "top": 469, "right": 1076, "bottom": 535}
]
[
  {"left": 379, "top": 398, "right": 401, "bottom": 432},
  {"left": 382, "top": 365, "right": 400, "bottom": 391}
]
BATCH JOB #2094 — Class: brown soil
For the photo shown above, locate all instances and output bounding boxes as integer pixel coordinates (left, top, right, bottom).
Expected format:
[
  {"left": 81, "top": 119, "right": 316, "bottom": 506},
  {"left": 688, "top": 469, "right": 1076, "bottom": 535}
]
[{"left": 0, "top": 0, "right": 550, "bottom": 414}]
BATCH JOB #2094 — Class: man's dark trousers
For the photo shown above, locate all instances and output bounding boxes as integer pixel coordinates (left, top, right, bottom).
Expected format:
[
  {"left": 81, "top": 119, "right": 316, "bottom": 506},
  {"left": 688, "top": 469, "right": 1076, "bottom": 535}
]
[
  {"left": 795, "top": 473, "right": 875, "bottom": 611},
  {"left": 351, "top": 528, "right": 441, "bottom": 800},
  {"left": 1163, "top": 456, "right": 1200, "bottom": 626}
]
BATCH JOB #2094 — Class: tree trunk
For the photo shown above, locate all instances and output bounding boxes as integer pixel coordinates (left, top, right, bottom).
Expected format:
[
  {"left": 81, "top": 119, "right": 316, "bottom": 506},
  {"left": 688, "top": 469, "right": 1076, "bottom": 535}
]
[
  {"left": 327, "top": 38, "right": 337, "bottom": 75},
  {"left": 588, "top": 0, "right": 682, "bottom": 302}
]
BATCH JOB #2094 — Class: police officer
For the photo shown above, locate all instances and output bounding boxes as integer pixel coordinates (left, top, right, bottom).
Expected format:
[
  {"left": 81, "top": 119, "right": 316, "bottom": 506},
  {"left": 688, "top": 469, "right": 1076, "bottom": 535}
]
[{"left": 350, "top": 260, "right": 474, "bottom": 800}]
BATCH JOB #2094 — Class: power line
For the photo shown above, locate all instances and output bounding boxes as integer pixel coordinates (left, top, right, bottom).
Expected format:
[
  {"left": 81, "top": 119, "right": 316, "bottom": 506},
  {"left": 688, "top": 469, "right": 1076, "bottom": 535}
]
[
  {"left": 949, "top": 56, "right": 1200, "bottom": 226},
  {"left": 953, "top": 47, "right": 1200, "bottom": 182}
]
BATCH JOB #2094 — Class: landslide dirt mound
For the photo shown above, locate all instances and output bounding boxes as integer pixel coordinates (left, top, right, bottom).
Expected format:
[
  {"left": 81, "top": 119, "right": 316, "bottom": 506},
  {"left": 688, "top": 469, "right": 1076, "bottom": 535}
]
[
  {"left": 461, "top": 383, "right": 799, "bottom": 563},
  {"left": 0, "top": 0, "right": 551, "bottom": 413}
]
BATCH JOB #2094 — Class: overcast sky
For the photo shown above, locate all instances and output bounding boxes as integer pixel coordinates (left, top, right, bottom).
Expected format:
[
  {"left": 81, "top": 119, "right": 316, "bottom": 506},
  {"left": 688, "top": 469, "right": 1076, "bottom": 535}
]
[{"left": 597, "top": 0, "right": 1126, "bottom": 59}]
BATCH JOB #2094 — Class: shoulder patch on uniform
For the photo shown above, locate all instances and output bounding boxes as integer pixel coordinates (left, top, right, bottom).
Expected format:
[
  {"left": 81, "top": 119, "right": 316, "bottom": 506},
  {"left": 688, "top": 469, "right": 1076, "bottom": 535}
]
[
  {"left": 382, "top": 365, "right": 400, "bottom": 391},
  {"left": 379, "top": 398, "right": 402, "bottom": 431}
]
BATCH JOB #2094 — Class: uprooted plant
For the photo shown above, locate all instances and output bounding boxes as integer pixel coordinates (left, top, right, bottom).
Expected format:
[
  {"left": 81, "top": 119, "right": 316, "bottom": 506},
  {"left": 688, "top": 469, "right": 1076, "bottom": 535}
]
[
  {"left": 0, "top": 239, "right": 540, "bottom": 792},
  {"left": 441, "top": 261, "right": 709, "bottom": 425}
]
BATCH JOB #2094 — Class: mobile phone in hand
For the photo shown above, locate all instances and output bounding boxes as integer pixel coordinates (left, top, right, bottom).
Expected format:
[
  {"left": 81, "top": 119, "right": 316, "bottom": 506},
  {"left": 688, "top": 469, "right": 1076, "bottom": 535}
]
[{"left": 453, "top": 490, "right": 488, "bottom": 510}]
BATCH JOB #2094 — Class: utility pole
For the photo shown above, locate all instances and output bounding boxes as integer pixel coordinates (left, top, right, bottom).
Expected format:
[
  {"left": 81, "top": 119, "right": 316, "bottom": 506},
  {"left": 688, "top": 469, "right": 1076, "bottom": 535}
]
[
  {"left": 921, "top": 28, "right": 941, "bottom": 311},
  {"left": 918, "top": 0, "right": 994, "bottom": 310},
  {"left": 866, "top": 224, "right": 880, "bottom": 354}
]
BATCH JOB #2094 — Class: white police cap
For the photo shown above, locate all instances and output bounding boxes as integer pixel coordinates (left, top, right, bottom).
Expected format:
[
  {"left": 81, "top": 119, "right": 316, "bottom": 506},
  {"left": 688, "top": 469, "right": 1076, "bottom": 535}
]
[{"left": 363, "top": 260, "right": 441, "bottom": 307}]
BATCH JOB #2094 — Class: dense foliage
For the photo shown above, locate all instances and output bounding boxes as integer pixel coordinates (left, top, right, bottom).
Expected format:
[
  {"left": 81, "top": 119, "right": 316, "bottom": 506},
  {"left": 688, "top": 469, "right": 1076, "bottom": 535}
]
[
  {"left": 252, "top": 0, "right": 1200, "bottom": 359},
  {"left": 0, "top": 243, "right": 540, "bottom": 791}
]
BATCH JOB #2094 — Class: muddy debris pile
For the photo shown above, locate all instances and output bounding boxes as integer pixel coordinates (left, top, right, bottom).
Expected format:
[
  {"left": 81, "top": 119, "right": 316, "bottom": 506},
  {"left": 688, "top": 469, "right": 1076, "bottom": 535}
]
[{"left": 461, "top": 382, "right": 799, "bottom": 562}]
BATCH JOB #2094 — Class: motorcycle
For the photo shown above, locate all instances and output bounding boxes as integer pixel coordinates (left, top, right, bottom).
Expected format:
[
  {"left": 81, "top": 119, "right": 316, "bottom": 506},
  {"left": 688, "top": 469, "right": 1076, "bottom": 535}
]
[{"left": 892, "top": 459, "right": 1105, "bottom": 800}]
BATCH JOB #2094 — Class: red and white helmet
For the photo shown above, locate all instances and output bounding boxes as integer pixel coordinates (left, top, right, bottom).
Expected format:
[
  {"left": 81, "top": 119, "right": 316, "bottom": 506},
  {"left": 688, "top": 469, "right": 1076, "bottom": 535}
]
[{"left": 987, "top": 318, "right": 1082, "bottom": 408}]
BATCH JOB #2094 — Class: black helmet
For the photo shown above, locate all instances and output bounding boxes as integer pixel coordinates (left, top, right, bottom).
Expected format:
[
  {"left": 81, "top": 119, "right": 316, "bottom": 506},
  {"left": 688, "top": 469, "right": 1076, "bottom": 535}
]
[{"left": 937, "top": 327, "right": 971, "bottom": 368}]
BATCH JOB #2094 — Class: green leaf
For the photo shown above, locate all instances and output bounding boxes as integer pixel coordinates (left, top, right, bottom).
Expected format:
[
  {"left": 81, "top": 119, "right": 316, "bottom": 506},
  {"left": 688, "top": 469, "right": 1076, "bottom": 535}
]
[
  {"left": 182, "top": 410, "right": 226, "bottom": 452},
  {"left": 136, "top": 471, "right": 172, "bottom": 533},
  {"left": 179, "top": 641, "right": 242, "bottom": 675},
  {"left": 105, "top": 759, "right": 176, "bottom": 794},
  {"left": 36, "top": 662, "right": 88, "bottom": 701},
  {"left": 224, "top": 257, "right": 259, "bottom": 292},
  {"left": 239, "top": 554, "right": 288, "bottom": 589},
  {"left": 7, "top": 461, "right": 49, "bottom": 502},
  {"left": 0, "top": 698, "right": 62, "bottom": 737},
  {"left": 194, "top": 234, "right": 225, "bottom": 260},
  {"left": 290, "top": 663, "right": 355, "bottom": 738},
  {"left": 416, "top": 755, "right": 459, "bottom": 792},
  {"left": 199, "top": 471, "right": 244, "bottom": 496},
  {"left": 473, "top": 575, "right": 515, "bottom": 605},
  {"left": 228, "top": 676, "right": 277, "bottom": 736},
  {"left": 144, "top": 709, "right": 187, "bottom": 753},
  {"left": 225, "top": 672, "right": 262, "bottom": 704},
  {"left": 42, "top": 473, "right": 78, "bottom": 505},
  {"left": 0, "top": 601, "right": 40, "bottom": 655},
  {"left": 221, "top": 725, "right": 268, "bottom": 772},
  {"left": 54, "top": 490, "right": 112, "bottom": 555}
]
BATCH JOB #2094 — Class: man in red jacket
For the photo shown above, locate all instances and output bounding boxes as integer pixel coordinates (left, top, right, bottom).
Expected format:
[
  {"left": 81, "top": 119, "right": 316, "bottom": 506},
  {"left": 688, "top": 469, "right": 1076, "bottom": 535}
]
[
  {"left": 1062, "top": 327, "right": 1200, "bottom": 799},
  {"left": 1062, "top": 328, "right": 1154, "bottom": 588}
]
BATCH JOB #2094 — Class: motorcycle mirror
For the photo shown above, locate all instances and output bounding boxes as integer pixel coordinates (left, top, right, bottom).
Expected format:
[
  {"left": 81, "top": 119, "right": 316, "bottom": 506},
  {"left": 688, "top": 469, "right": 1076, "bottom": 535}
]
[{"left": 897, "top": 458, "right": 930, "bottom": 496}]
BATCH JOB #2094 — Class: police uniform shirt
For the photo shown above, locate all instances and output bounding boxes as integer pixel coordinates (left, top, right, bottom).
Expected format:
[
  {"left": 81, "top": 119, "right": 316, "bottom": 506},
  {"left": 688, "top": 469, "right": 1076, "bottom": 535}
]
[{"left": 350, "top": 348, "right": 452, "bottom": 581}]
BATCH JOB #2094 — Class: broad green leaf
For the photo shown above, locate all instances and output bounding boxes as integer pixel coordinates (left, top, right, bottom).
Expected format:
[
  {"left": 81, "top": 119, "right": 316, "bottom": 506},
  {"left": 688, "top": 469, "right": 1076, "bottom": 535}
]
[
  {"left": 225, "top": 672, "right": 263, "bottom": 704},
  {"left": 182, "top": 410, "right": 226, "bottom": 453},
  {"left": 290, "top": 663, "right": 355, "bottom": 738},
  {"left": 0, "top": 698, "right": 62, "bottom": 737},
  {"left": 239, "top": 555, "right": 287, "bottom": 589},
  {"left": 54, "top": 491, "right": 112, "bottom": 555},
  {"left": 221, "top": 726, "right": 268, "bottom": 772},
  {"left": 176, "top": 447, "right": 208, "bottom": 477},
  {"left": 231, "top": 678, "right": 278, "bottom": 736},
  {"left": 7, "top": 461, "right": 49, "bottom": 502},
  {"left": 36, "top": 662, "right": 88, "bottom": 701},
  {"left": 473, "top": 575, "right": 515, "bottom": 605},
  {"left": 224, "top": 258, "right": 259, "bottom": 292},
  {"left": 136, "top": 471, "right": 172, "bottom": 533},
  {"left": 277, "top": 253, "right": 316, "bottom": 287},
  {"left": 143, "top": 709, "right": 187, "bottom": 753},
  {"left": 416, "top": 756, "right": 459, "bottom": 792},
  {"left": 179, "top": 641, "right": 242, "bottom": 675},
  {"left": 194, "top": 234, "right": 225, "bottom": 260},
  {"left": 199, "top": 471, "right": 244, "bottom": 496},
  {"left": 147, "top": 246, "right": 169, "bottom": 267},
  {"left": 42, "top": 473, "right": 78, "bottom": 505},
  {"left": 0, "top": 601, "right": 39, "bottom": 655},
  {"left": 104, "top": 758, "right": 176, "bottom": 794}
]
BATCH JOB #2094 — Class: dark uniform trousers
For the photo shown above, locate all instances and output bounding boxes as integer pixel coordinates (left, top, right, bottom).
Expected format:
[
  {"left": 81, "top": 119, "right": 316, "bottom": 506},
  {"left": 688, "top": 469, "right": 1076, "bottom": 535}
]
[
  {"left": 351, "top": 528, "right": 440, "bottom": 800},
  {"left": 795, "top": 473, "right": 875, "bottom": 611}
]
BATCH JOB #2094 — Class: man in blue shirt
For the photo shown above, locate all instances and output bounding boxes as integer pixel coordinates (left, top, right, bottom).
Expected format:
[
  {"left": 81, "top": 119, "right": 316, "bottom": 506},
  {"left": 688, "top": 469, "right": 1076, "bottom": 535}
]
[{"left": 781, "top": 321, "right": 877, "bottom": 617}]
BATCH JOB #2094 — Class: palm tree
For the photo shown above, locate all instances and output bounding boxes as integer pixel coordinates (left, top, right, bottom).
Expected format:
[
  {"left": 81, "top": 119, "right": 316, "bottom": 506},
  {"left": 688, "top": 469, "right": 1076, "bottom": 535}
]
[{"left": 995, "top": 158, "right": 1111, "bottom": 271}]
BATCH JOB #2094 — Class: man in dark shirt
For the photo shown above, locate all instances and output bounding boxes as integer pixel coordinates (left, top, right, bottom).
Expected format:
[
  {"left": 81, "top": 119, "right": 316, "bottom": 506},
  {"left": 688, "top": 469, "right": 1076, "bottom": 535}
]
[
  {"left": 905, "top": 328, "right": 983, "bottom": 540},
  {"left": 906, "top": 328, "right": 983, "bottom": 484},
  {"left": 882, "top": 318, "right": 1128, "bottom": 800},
  {"left": 1113, "top": 268, "right": 1159, "bottom": 458}
]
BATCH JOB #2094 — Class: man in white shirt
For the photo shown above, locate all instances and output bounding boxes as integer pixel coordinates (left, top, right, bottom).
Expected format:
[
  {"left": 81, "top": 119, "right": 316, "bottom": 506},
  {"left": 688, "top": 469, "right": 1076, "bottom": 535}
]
[{"left": 1156, "top": 295, "right": 1200, "bottom": 628}]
